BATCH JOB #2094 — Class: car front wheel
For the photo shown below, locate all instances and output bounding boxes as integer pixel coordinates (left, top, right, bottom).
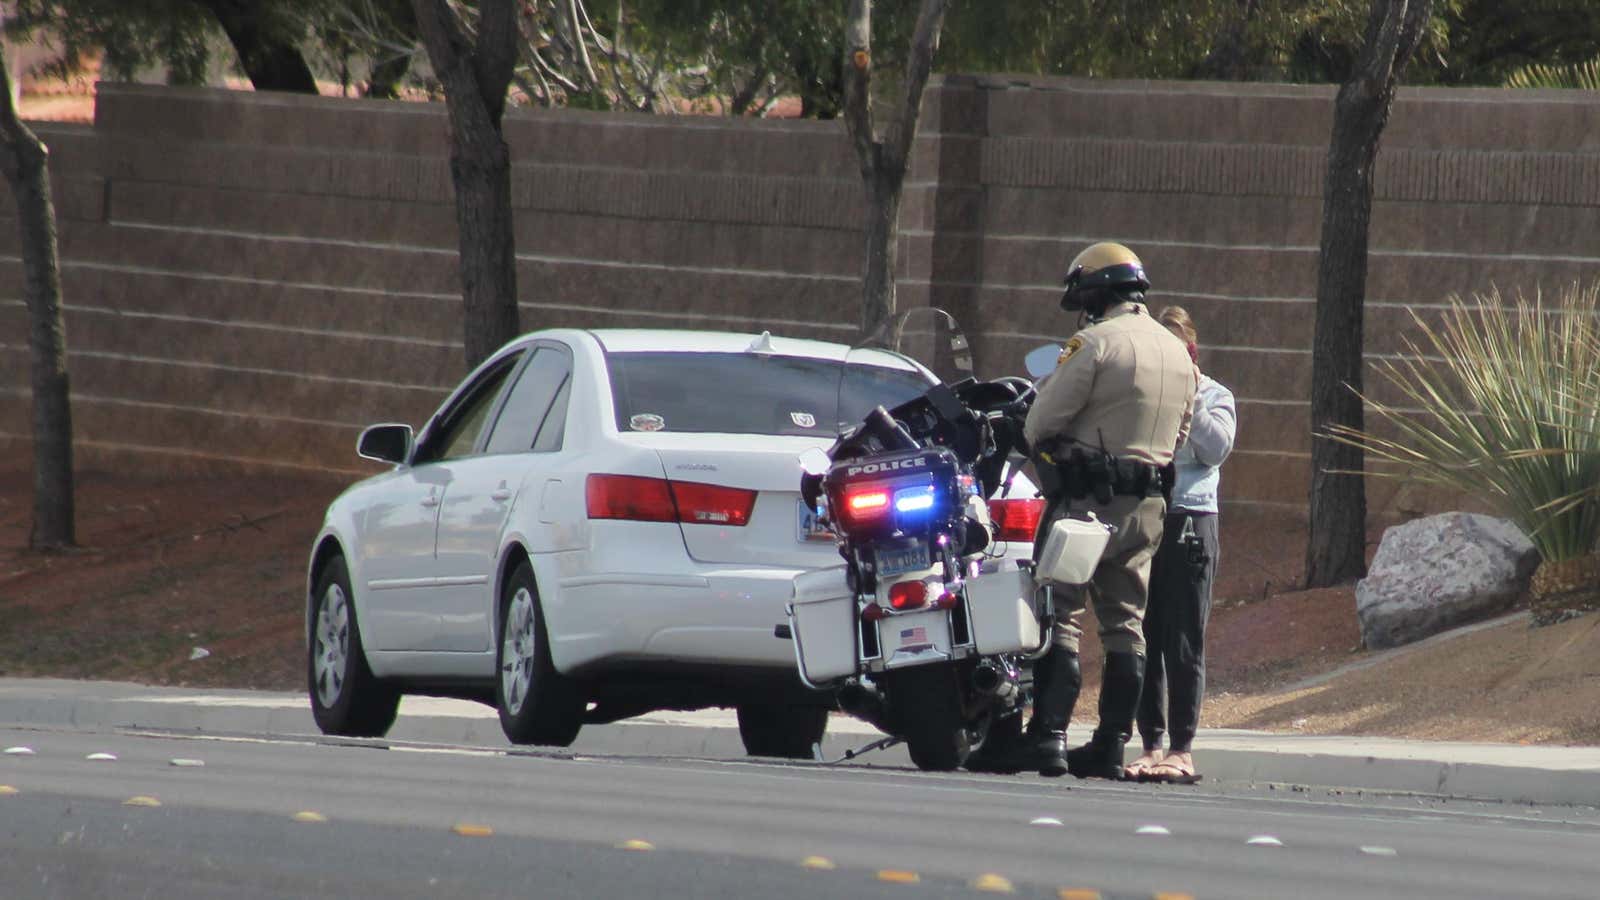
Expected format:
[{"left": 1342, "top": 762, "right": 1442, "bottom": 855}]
[
  {"left": 496, "top": 560, "right": 583, "bottom": 746},
  {"left": 308, "top": 555, "right": 400, "bottom": 737}
]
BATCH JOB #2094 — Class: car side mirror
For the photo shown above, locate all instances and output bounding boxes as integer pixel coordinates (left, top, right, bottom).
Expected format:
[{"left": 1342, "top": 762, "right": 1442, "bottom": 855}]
[
  {"left": 798, "top": 448, "right": 832, "bottom": 477},
  {"left": 1024, "top": 344, "right": 1060, "bottom": 379},
  {"left": 357, "top": 423, "right": 414, "bottom": 465}
]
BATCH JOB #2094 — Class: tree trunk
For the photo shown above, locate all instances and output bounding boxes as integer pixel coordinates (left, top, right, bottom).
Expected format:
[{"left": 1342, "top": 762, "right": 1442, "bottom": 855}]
[
  {"left": 413, "top": 0, "right": 522, "bottom": 369},
  {"left": 1306, "top": 0, "right": 1432, "bottom": 588},
  {"left": 196, "top": 0, "right": 319, "bottom": 94},
  {"left": 841, "top": 0, "right": 948, "bottom": 338},
  {"left": 860, "top": 171, "right": 901, "bottom": 335},
  {"left": 0, "top": 54, "right": 73, "bottom": 549}
]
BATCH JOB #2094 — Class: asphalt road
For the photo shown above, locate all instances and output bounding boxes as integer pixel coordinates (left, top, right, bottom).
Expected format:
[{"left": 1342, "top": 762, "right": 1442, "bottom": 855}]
[{"left": 4, "top": 724, "right": 1599, "bottom": 900}]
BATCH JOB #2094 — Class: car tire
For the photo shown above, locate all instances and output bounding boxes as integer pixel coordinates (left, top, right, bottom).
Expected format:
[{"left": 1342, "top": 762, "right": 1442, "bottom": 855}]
[
  {"left": 736, "top": 703, "right": 828, "bottom": 759},
  {"left": 496, "top": 560, "right": 583, "bottom": 746},
  {"left": 885, "top": 666, "right": 970, "bottom": 772},
  {"left": 308, "top": 555, "right": 400, "bottom": 737}
]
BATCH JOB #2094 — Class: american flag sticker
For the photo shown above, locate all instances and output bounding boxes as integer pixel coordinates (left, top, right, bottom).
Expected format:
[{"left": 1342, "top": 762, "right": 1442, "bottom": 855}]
[{"left": 899, "top": 626, "right": 928, "bottom": 646}]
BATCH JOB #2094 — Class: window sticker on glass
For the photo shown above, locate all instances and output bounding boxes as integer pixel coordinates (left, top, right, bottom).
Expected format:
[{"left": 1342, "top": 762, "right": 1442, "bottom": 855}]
[
  {"left": 629, "top": 413, "right": 666, "bottom": 432},
  {"left": 789, "top": 411, "right": 816, "bottom": 428}
]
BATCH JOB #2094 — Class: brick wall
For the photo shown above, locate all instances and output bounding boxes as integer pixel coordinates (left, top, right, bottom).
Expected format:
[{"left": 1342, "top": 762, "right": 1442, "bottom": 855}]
[{"left": 3, "top": 77, "right": 1599, "bottom": 515}]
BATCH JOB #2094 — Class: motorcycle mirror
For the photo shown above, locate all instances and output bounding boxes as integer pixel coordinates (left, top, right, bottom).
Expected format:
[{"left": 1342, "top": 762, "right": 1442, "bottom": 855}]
[
  {"left": 1024, "top": 344, "right": 1061, "bottom": 379},
  {"left": 798, "top": 448, "right": 832, "bottom": 476}
]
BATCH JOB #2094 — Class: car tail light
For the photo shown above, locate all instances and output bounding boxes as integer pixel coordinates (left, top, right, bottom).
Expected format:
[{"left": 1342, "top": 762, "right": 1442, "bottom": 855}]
[
  {"left": 988, "top": 497, "right": 1045, "bottom": 542},
  {"left": 587, "top": 474, "right": 677, "bottom": 522},
  {"left": 888, "top": 580, "right": 928, "bottom": 611},
  {"left": 585, "top": 474, "right": 755, "bottom": 527},
  {"left": 668, "top": 480, "right": 756, "bottom": 526}
]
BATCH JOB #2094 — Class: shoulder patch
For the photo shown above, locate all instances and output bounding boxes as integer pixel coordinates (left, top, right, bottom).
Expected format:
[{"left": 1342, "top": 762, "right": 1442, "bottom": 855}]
[{"left": 1057, "top": 335, "right": 1086, "bottom": 365}]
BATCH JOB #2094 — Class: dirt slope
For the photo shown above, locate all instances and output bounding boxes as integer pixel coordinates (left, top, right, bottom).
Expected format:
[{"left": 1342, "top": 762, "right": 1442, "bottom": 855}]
[{"left": 2, "top": 467, "right": 1595, "bottom": 746}]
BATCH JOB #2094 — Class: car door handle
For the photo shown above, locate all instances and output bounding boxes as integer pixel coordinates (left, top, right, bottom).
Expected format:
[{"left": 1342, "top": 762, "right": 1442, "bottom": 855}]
[
  {"left": 420, "top": 489, "right": 440, "bottom": 509},
  {"left": 492, "top": 489, "right": 512, "bottom": 502}
]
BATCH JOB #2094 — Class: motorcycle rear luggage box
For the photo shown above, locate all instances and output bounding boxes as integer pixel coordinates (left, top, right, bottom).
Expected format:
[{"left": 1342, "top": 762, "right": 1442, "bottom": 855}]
[
  {"left": 965, "top": 559, "right": 1041, "bottom": 655},
  {"left": 789, "top": 566, "right": 856, "bottom": 683}
]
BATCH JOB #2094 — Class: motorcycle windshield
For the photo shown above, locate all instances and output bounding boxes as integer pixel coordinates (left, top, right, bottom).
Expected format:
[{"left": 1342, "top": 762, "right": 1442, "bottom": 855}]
[{"left": 836, "top": 308, "right": 973, "bottom": 430}]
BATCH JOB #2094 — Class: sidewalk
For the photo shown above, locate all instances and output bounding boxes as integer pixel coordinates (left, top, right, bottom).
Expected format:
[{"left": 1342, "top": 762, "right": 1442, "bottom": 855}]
[{"left": 2, "top": 677, "right": 1596, "bottom": 807}]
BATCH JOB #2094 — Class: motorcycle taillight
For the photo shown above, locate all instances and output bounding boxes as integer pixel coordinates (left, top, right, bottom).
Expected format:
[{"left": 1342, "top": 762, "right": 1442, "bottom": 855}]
[{"left": 888, "top": 580, "right": 928, "bottom": 611}]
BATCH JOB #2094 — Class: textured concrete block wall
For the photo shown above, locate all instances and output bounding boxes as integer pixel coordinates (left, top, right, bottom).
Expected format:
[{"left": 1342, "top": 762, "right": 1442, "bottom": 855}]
[
  {"left": 3, "top": 77, "right": 1599, "bottom": 516},
  {"left": 937, "top": 74, "right": 1600, "bottom": 514}
]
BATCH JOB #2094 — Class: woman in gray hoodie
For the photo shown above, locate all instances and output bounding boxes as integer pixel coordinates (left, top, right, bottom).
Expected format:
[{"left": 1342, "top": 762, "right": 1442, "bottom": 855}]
[{"left": 1125, "top": 306, "right": 1237, "bottom": 784}]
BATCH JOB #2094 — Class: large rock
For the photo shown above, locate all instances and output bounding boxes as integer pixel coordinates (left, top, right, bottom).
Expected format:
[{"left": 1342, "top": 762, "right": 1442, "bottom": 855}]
[{"left": 1355, "top": 513, "right": 1539, "bottom": 650}]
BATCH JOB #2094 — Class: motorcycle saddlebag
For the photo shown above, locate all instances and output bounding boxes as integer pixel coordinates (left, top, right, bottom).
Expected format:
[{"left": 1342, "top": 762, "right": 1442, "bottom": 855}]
[
  {"left": 1037, "top": 513, "right": 1112, "bottom": 586},
  {"left": 966, "top": 558, "right": 1042, "bottom": 655},
  {"left": 788, "top": 566, "right": 857, "bottom": 683}
]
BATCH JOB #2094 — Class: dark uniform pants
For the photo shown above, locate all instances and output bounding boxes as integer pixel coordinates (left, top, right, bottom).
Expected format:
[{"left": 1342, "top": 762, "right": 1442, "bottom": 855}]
[
  {"left": 1044, "top": 493, "right": 1167, "bottom": 656},
  {"left": 1138, "top": 511, "right": 1218, "bottom": 753}
]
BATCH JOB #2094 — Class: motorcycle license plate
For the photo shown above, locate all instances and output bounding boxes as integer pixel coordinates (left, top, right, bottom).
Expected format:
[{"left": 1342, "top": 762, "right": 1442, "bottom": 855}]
[
  {"left": 877, "top": 544, "right": 930, "bottom": 577},
  {"left": 796, "top": 499, "right": 833, "bottom": 542}
]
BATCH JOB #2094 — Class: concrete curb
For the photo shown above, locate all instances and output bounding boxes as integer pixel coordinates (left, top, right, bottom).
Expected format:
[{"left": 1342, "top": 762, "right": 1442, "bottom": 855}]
[{"left": 2, "top": 678, "right": 1596, "bottom": 807}]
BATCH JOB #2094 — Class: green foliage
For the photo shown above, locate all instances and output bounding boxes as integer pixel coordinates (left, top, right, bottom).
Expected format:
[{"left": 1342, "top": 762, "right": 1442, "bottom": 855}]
[
  {"left": 1428, "top": 0, "right": 1600, "bottom": 86},
  {"left": 5, "top": 0, "right": 215, "bottom": 84},
  {"left": 1329, "top": 283, "right": 1600, "bottom": 564}
]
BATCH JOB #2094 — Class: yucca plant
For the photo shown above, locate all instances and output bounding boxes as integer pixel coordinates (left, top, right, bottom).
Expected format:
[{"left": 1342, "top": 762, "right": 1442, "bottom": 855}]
[
  {"left": 1504, "top": 58, "right": 1600, "bottom": 91},
  {"left": 1328, "top": 281, "right": 1600, "bottom": 625}
]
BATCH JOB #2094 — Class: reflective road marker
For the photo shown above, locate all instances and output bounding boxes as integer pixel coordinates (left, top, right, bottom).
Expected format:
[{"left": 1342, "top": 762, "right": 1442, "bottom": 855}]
[
  {"left": 292, "top": 811, "right": 328, "bottom": 823},
  {"left": 799, "top": 856, "right": 836, "bottom": 870},
  {"left": 123, "top": 796, "right": 161, "bottom": 807},
  {"left": 971, "top": 873, "right": 1015, "bottom": 893},
  {"left": 616, "top": 839, "right": 654, "bottom": 851}
]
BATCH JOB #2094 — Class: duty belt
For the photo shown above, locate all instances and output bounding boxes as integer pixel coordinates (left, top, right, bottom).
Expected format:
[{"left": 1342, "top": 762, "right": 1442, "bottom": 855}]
[{"left": 1036, "top": 447, "right": 1167, "bottom": 504}]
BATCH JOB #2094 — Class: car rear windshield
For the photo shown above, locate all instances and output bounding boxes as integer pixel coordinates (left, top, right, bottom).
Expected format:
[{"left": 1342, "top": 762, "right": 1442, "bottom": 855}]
[{"left": 606, "top": 352, "right": 933, "bottom": 436}]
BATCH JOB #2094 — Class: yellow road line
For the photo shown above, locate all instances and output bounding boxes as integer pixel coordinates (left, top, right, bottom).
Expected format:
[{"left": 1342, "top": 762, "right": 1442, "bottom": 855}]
[
  {"left": 971, "top": 873, "right": 1015, "bottom": 893},
  {"left": 877, "top": 869, "right": 920, "bottom": 884},
  {"left": 123, "top": 796, "right": 161, "bottom": 807},
  {"left": 291, "top": 811, "right": 328, "bottom": 823},
  {"left": 0, "top": 785, "right": 17, "bottom": 795},
  {"left": 452, "top": 824, "right": 494, "bottom": 837},
  {"left": 800, "top": 856, "right": 836, "bottom": 870},
  {"left": 1059, "top": 890, "right": 1103, "bottom": 900},
  {"left": 616, "top": 839, "right": 655, "bottom": 851}
]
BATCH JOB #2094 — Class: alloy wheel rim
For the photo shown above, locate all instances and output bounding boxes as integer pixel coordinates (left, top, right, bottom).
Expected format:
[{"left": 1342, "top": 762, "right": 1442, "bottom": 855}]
[
  {"left": 501, "top": 587, "right": 537, "bottom": 716},
  {"left": 314, "top": 583, "right": 349, "bottom": 708}
]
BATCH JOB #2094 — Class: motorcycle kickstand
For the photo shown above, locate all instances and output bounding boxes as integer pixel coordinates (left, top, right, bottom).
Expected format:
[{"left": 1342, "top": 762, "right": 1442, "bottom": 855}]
[{"left": 811, "top": 735, "right": 904, "bottom": 765}]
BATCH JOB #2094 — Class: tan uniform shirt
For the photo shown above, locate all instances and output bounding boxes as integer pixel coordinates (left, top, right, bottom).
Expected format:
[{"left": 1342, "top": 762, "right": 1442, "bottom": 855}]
[{"left": 1024, "top": 301, "right": 1197, "bottom": 467}]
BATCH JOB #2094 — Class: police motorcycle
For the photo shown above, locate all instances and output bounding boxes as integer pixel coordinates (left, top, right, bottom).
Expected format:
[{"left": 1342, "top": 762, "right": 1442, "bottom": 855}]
[{"left": 782, "top": 309, "right": 1111, "bottom": 771}]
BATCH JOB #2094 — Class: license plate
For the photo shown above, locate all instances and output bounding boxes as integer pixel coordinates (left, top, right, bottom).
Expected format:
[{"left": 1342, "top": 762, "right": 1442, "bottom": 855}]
[
  {"left": 797, "top": 499, "right": 833, "bottom": 542},
  {"left": 877, "top": 544, "right": 930, "bottom": 577}
]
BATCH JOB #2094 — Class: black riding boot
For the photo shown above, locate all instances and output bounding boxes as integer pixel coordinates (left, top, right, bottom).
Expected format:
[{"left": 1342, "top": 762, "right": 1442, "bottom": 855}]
[
  {"left": 1008, "top": 648, "right": 1082, "bottom": 777},
  {"left": 1067, "top": 651, "right": 1146, "bottom": 780}
]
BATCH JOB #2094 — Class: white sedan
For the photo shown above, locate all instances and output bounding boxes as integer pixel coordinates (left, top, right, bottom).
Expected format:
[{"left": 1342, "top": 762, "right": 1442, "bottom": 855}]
[{"left": 306, "top": 328, "right": 1043, "bottom": 757}]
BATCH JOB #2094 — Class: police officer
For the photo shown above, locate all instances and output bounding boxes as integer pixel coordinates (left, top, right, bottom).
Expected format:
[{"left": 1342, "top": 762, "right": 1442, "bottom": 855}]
[{"left": 1014, "top": 242, "right": 1196, "bottom": 778}]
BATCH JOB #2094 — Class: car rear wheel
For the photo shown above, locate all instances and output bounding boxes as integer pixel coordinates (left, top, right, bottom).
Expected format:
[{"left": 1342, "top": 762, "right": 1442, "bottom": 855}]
[
  {"left": 308, "top": 555, "right": 400, "bottom": 737},
  {"left": 496, "top": 560, "right": 583, "bottom": 746},
  {"left": 736, "top": 703, "right": 828, "bottom": 759}
]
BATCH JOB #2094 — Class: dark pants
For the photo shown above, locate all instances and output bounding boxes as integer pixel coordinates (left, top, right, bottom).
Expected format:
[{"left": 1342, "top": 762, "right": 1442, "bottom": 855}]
[{"left": 1137, "top": 511, "right": 1218, "bottom": 754}]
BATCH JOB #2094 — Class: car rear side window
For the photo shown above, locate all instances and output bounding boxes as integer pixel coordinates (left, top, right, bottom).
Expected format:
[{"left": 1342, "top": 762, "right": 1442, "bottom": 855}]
[
  {"left": 485, "top": 346, "right": 573, "bottom": 454},
  {"left": 606, "top": 352, "right": 932, "bottom": 436}
]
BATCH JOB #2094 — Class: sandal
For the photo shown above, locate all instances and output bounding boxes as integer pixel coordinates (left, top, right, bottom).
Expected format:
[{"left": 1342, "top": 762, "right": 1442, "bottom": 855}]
[
  {"left": 1123, "top": 748, "right": 1165, "bottom": 782},
  {"left": 1143, "top": 750, "right": 1202, "bottom": 784}
]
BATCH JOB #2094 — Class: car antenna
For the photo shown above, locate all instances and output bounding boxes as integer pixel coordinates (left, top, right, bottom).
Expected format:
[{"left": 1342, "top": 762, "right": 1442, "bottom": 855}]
[{"left": 744, "top": 331, "right": 776, "bottom": 355}]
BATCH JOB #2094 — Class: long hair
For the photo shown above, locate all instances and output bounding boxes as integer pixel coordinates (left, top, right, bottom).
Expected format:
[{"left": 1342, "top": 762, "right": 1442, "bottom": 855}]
[{"left": 1157, "top": 305, "right": 1198, "bottom": 345}]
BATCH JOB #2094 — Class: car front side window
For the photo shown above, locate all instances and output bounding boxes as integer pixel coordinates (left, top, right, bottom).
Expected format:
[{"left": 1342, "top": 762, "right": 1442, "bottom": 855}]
[{"left": 413, "top": 354, "right": 522, "bottom": 465}]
